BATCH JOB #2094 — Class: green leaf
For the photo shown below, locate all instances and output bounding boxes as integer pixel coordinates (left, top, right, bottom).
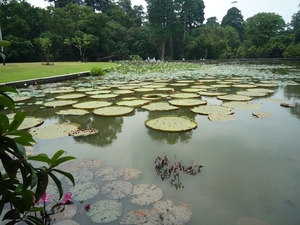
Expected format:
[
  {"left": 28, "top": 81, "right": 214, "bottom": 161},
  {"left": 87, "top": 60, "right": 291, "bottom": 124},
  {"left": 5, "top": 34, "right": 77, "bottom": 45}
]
[
  {"left": 8, "top": 112, "right": 26, "bottom": 132},
  {"left": 0, "top": 40, "right": 11, "bottom": 47},
  {"left": 35, "top": 172, "right": 48, "bottom": 201},
  {"left": 28, "top": 206, "right": 44, "bottom": 212},
  {"left": 10, "top": 131, "right": 35, "bottom": 146},
  {"left": 48, "top": 172, "right": 64, "bottom": 199},
  {"left": 3, "top": 209, "right": 20, "bottom": 220},
  {"left": 51, "top": 150, "right": 66, "bottom": 162},
  {"left": 25, "top": 215, "right": 44, "bottom": 225},
  {"left": 0, "top": 95, "right": 15, "bottom": 111},
  {"left": 0, "top": 114, "right": 9, "bottom": 135},
  {"left": 28, "top": 153, "right": 53, "bottom": 165},
  {"left": 55, "top": 156, "right": 76, "bottom": 166},
  {"left": 52, "top": 169, "right": 75, "bottom": 186},
  {"left": 0, "top": 153, "right": 18, "bottom": 181}
]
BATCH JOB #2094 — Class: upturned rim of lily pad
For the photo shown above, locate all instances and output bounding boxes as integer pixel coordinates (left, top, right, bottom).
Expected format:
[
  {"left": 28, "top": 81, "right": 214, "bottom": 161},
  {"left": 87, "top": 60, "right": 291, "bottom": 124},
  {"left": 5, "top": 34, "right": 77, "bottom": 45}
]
[
  {"left": 170, "top": 93, "right": 199, "bottom": 99},
  {"left": 208, "top": 113, "right": 236, "bottom": 122},
  {"left": 252, "top": 111, "right": 274, "bottom": 119},
  {"left": 90, "top": 93, "right": 119, "bottom": 99}
]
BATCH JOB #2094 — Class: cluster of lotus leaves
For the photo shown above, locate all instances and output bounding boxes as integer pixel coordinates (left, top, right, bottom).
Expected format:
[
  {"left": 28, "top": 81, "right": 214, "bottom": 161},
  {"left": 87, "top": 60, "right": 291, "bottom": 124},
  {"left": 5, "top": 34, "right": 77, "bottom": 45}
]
[
  {"left": 145, "top": 116, "right": 197, "bottom": 132},
  {"left": 93, "top": 106, "right": 134, "bottom": 116},
  {"left": 252, "top": 111, "right": 274, "bottom": 119},
  {"left": 130, "top": 184, "right": 163, "bottom": 205},
  {"left": 30, "top": 123, "right": 79, "bottom": 139},
  {"left": 123, "top": 167, "right": 142, "bottom": 180},
  {"left": 65, "top": 169, "right": 94, "bottom": 185}
]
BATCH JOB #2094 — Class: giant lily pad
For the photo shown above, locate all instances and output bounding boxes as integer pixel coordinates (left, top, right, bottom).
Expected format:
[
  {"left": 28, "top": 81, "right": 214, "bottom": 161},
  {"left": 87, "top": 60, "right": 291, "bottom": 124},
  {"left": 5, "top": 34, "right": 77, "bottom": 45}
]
[
  {"left": 133, "top": 88, "right": 155, "bottom": 92},
  {"left": 222, "top": 101, "right": 261, "bottom": 110},
  {"left": 100, "top": 181, "right": 133, "bottom": 199},
  {"left": 252, "top": 111, "right": 274, "bottom": 119},
  {"left": 55, "top": 93, "right": 86, "bottom": 100},
  {"left": 116, "top": 100, "right": 150, "bottom": 107},
  {"left": 130, "top": 184, "right": 163, "bottom": 205},
  {"left": 12, "top": 96, "right": 31, "bottom": 102},
  {"left": 155, "top": 87, "right": 174, "bottom": 92},
  {"left": 247, "top": 88, "right": 275, "bottom": 94},
  {"left": 60, "top": 158, "right": 104, "bottom": 173},
  {"left": 191, "top": 105, "right": 234, "bottom": 115},
  {"left": 90, "top": 93, "right": 119, "bottom": 99},
  {"left": 50, "top": 205, "right": 78, "bottom": 222},
  {"left": 119, "top": 209, "right": 159, "bottom": 225},
  {"left": 85, "top": 90, "right": 111, "bottom": 95},
  {"left": 217, "top": 94, "right": 252, "bottom": 101},
  {"left": 7, "top": 114, "right": 44, "bottom": 130},
  {"left": 232, "top": 84, "right": 257, "bottom": 88},
  {"left": 56, "top": 109, "right": 90, "bottom": 116},
  {"left": 181, "top": 88, "right": 203, "bottom": 93},
  {"left": 53, "top": 220, "right": 80, "bottom": 225},
  {"left": 170, "top": 93, "right": 199, "bottom": 98},
  {"left": 145, "top": 116, "right": 197, "bottom": 132},
  {"left": 198, "top": 91, "right": 226, "bottom": 97},
  {"left": 94, "top": 166, "right": 124, "bottom": 181},
  {"left": 236, "top": 91, "right": 267, "bottom": 97},
  {"left": 69, "top": 181, "right": 100, "bottom": 201},
  {"left": 86, "top": 200, "right": 123, "bottom": 224},
  {"left": 73, "top": 101, "right": 112, "bottom": 109},
  {"left": 168, "top": 99, "right": 207, "bottom": 107},
  {"left": 123, "top": 167, "right": 142, "bottom": 180},
  {"left": 49, "top": 87, "right": 75, "bottom": 94},
  {"left": 141, "top": 94, "right": 163, "bottom": 101},
  {"left": 113, "top": 90, "right": 134, "bottom": 95},
  {"left": 66, "top": 170, "right": 94, "bottom": 185},
  {"left": 30, "top": 123, "right": 79, "bottom": 139},
  {"left": 44, "top": 100, "right": 78, "bottom": 107},
  {"left": 141, "top": 102, "right": 179, "bottom": 111},
  {"left": 208, "top": 114, "right": 236, "bottom": 122},
  {"left": 94, "top": 106, "right": 134, "bottom": 116}
]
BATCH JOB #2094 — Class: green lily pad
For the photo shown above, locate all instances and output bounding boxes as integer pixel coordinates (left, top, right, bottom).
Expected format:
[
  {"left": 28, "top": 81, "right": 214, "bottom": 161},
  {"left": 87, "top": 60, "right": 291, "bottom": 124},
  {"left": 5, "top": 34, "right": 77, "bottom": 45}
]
[
  {"left": 50, "top": 205, "right": 78, "bottom": 222},
  {"left": 65, "top": 170, "right": 94, "bottom": 185},
  {"left": 55, "top": 93, "right": 86, "bottom": 100},
  {"left": 44, "top": 100, "right": 78, "bottom": 108},
  {"left": 130, "top": 184, "right": 163, "bottom": 205},
  {"left": 170, "top": 93, "right": 199, "bottom": 98},
  {"left": 85, "top": 90, "right": 111, "bottom": 95},
  {"left": 141, "top": 102, "right": 179, "bottom": 111},
  {"left": 94, "top": 166, "right": 124, "bottom": 181},
  {"left": 101, "top": 181, "right": 133, "bottom": 199},
  {"left": 93, "top": 106, "right": 134, "bottom": 116},
  {"left": 119, "top": 209, "right": 159, "bottom": 225},
  {"left": 232, "top": 84, "right": 257, "bottom": 88},
  {"left": 117, "top": 86, "right": 137, "bottom": 90},
  {"left": 252, "top": 111, "right": 274, "bottom": 119},
  {"left": 247, "top": 88, "right": 275, "bottom": 93},
  {"left": 12, "top": 96, "right": 31, "bottom": 102},
  {"left": 155, "top": 87, "right": 174, "bottom": 92},
  {"left": 191, "top": 105, "right": 234, "bottom": 115},
  {"left": 49, "top": 87, "right": 75, "bottom": 94},
  {"left": 76, "top": 88, "right": 96, "bottom": 92},
  {"left": 256, "top": 83, "right": 278, "bottom": 87},
  {"left": 133, "top": 88, "right": 155, "bottom": 92},
  {"left": 168, "top": 99, "right": 207, "bottom": 107},
  {"left": 181, "top": 88, "right": 201, "bottom": 93},
  {"left": 217, "top": 94, "right": 252, "bottom": 101},
  {"left": 53, "top": 220, "right": 80, "bottom": 225},
  {"left": 113, "top": 90, "right": 134, "bottom": 95},
  {"left": 198, "top": 91, "right": 227, "bottom": 97},
  {"left": 70, "top": 181, "right": 100, "bottom": 201},
  {"left": 56, "top": 109, "right": 90, "bottom": 116},
  {"left": 90, "top": 93, "right": 119, "bottom": 99},
  {"left": 222, "top": 101, "right": 261, "bottom": 109},
  {"left": 68, "top": 128, "right": 99, "bottom": 137},
  {"left": 143, "top": 84, "right": 166, "bottom": 89},
  {"left": 123, "top": 167, "right": 142, "bottom": 180},
  {"left": 7, "top": 115, "right": 44, "bottom": 130},
  {"left": 30, "top": 123, "right": 79, "bottom": 139},
  {"left": 60, "top": 158, "right": 104, "bottom": 173},
  {"left": 169, "top": 83, "right": 189, "bottom": 86},
  {"left": 86, "top": 200, "right": 123, "bottom": 224},
  {"left": 141, "top": 94, "right": 163, "bottom": 101},
  {"left": 208, "top": 114, "right": 236, "bottom": 122},
  {"left": 116, "top": 99, "right": 150, "bottom": 107},
  {"left": 236, "top": 91, "right": 267, "bottom": 97},
  {"left": 145, "top": 116, "right": 197, "bottom": 132},
  {"left": 73, "top": 101, "right": 112, "bottom": 109},
  {"left": 211, "top": 84, "right": 231, "bottom": 88}
]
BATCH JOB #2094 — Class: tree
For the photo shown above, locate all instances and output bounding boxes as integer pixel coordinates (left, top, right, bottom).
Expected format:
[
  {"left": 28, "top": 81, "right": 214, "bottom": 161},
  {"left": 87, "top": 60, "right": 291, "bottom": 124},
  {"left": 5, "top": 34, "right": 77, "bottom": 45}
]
[
  {"left": 206, "top": 17, "right": 219, "bottom": 28},
  {"left": 35, "top": 37, "right": 52, "bottom": 64},
  {"left": 291, "top": 10, "right": 300, "bottom": 31},
  {"left": 221, "top": 7, "right": 245, "bottom": 41},
  {"left": 0, "top": 39, "right": 10, "bottom": 65}
]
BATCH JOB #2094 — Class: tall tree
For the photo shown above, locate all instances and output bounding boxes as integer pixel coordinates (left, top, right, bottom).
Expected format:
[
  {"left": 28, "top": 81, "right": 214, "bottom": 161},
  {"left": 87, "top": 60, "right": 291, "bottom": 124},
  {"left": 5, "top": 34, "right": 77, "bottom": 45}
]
[
  {"left": 84, "top": 0, "right": 112, "bottom": 13},
  {"left": 206, "top": 17, "right": 219, "bottom": 28},
  {"left": 221, "top": 7, "right": 245, "bottom": 41}
]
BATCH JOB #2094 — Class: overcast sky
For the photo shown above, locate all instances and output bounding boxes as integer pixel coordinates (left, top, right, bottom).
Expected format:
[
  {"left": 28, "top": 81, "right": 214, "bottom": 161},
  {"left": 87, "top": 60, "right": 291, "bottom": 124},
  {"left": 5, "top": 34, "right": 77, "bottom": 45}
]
[{"left": 28, "top": 0, "right": 298, "bottom": 23}]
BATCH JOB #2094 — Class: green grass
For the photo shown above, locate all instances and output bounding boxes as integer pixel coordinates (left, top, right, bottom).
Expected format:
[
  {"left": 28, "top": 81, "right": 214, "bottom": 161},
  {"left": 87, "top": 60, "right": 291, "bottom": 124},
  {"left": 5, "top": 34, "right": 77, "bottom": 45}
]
[{"left": 0, "top": 62, "right": 118, "bottom": 83}]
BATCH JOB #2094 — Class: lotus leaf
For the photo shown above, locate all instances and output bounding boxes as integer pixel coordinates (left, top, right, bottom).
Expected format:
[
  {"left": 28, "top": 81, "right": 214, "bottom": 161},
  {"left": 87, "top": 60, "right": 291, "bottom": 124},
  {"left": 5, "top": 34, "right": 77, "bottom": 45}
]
[
  {"left": 247, "top": 88, "right": 275, "bottom": 93},
  {"left": 11, "top": 116, "right": 44, "bottom": 130},
  {"left": 222, "top": 101, "right": 261, "bottom": 109},
  {"left": 50, "top": 205, "right": 78, "bottom": 222},
  {"left": 262, "top": 98, "right": 285, "bottom": 102},
  {"left": 168, "top": 99, "right": 207, "bottom": 107},
  {"left": 94, "top": 166, "right": 124, "bottom": 181},
  {"left": 256, "top": 83, "right": 278, "bottom": 87},
  {"left": 141, "top": 102, "right": 179, "bottom": 111},
  {"left": 70, "top": 181, "right": 100, "bottom": 201},
  {"left": 30, "top": 123, "right": 79, "bottom": 139},
  {"left": 53, "top": 219, "right": 80, "bottom": 225},
  {"left": 153, "top": 199, "right": 192, "bottom": 225},
  {"left": 232, "top": 84, "right": 257, "bottom": 88},
  {"left": 68, "top": 128, "right": 98, "bottom": 137},
  {"left": 86, "top": 199, "right": 123, "bottom": 224},
  {"left": 130, "top": 184, "right": 163, "bottom": 205},
  {"left": 45, "top": 183, "right": 60, "bottom": 202},
  {"left": 76, "top": 88, "right": 96, "bottom": 92},
  {"left": 56, "top": 109, "right": 90, "bottom": 116},
  {"left": 116, "top": 100, "right": 150, "bottom": 107},
  {"left": 66, "top": 170, "right": 94, "bottom": 185},
  {"left": 90, "top": 93, "right": 119, "bottom": 99},
  {"left": 217, "top": 94, "right": 252, "bottom": 101},
  {"left": 85, "top": 90, "right": 111, "bottom": 95},
  {"left": 73, "top": 101, "right": 112, "bottom": 109},
  {"left": 217, "top": 81, "right": 233, "bottom": 84},
  {"left": 145, "top": 116, "right": 197, "bottom": 132},
  {"left": 101, "top": 181, "right": 133, "bottom": 199},
  {"left": 119, "top": 209, "right": 160, "bottom": 225},
  {"left": 170, "top": 93, "right": 199, "bottom": 98},
  {"left": 113, "top": 90, "right": 134, "bottom": 95},
  {"left": 133, "top": 88, "right": 155, "bottom": 92},
  {"left": 191, "top": 105, "right": 234, "bottom": 115},
  {"left": 181, "top": 88, "right": 203, "bottom": 93},
  {"left": 55, "top": 93, "right": 86, "bottom": 100},
  {"left": 236, "top": 91, "right": 267, "bottom": 97},
  {"left": 60, "top": 158, "right": 104, "bottom": 172},
  {"left": 208, "top": 114, "right": 236, "bottom": 122},
  {"left": 252, "top": 111, "right": 274, "bottom": 119},
  {"left": 97, "top": 86, "right": 112, "bottom": 90},
  {"left": 108, "top": 84, "right": 122, "bottom": 88},
  {"left": 155, "top": 87, "right": 174, "bottom": 92},
  {"left": 93, "top": 106, "right": 134, "bottom": 116},
  {"left": 12, "top": 96, "right": 31, "bottom": 102},
  {"left": 123, "top": 167, "right": 142, "bottom": 180},
  {"left": 117, "top": 86, "right": 137, "bottom": 90},
  {"left": 44, "top": 100, "right": 78, "bottom": 107},
  {"left": 198, "top": 91, "right": 226, "bottom": 97}
]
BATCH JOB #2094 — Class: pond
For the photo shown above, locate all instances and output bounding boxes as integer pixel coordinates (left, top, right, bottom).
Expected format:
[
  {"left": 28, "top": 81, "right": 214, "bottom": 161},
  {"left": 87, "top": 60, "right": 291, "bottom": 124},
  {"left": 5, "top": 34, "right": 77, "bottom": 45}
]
[{"left": 5, "top": 62, "right": 300, "bottom": 225}]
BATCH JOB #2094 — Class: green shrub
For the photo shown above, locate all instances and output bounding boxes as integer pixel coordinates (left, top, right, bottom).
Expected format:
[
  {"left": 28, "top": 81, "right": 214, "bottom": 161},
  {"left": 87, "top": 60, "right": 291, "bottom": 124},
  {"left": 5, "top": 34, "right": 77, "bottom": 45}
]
[
  {"left": 90, "top": 66, "right": 106, "bottom": 76},
  {"left": 129, "top": 55, "right": 142, "bottom": 61}
]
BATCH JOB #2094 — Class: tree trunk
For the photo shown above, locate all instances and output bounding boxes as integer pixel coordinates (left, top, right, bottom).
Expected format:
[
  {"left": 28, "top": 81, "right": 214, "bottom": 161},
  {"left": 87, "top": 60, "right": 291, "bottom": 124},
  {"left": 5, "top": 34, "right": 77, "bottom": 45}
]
[
  {"left": 157, "top": 36, "right": 165, "bottom": 61},
  {"left": 170, "top": 35, "right": 173, "bottom": 60}
]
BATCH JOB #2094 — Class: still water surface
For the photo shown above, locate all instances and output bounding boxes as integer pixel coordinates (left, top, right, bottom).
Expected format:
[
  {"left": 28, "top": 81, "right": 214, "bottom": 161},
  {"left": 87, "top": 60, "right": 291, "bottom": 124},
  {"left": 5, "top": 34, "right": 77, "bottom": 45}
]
[{"left": 12, "top": 63, "right": 300, "bottom": 225}]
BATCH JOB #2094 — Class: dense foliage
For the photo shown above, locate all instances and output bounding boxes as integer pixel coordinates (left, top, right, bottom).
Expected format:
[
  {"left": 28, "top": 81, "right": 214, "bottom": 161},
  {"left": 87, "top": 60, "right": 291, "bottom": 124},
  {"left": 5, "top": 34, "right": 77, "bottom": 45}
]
[{"left": 0, "top": 0, "right": 299, "bottom": 61}]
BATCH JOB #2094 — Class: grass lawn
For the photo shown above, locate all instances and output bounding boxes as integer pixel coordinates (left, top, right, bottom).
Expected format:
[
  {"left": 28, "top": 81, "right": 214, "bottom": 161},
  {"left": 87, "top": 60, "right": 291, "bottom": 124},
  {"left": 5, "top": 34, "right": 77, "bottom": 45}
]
[{"left": 0, "top": 62, "right": 118, "bottom": 83}]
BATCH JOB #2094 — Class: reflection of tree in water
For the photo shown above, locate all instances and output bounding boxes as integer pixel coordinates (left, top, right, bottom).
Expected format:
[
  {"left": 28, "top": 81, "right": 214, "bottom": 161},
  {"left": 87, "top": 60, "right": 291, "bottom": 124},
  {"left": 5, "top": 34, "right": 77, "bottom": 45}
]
[
  {"left": 283, "top": 85, "right": 300, "bottom": 119},
  {"left": 146, "top": 107, "right": 196, "bottom": 144}
]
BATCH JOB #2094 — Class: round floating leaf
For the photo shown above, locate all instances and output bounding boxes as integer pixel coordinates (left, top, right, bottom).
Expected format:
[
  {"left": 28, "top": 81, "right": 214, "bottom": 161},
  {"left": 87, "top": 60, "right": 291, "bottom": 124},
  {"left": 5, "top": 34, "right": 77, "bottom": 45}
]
[
  {"left": 191, "top": 85, "right": 213, "bottom": 89},
  {"left": 122, "top": 97, "right": 138, "bottom": 101},
  {"left": 117, "top": 86, "right": 137, "bottom": 90},
  {"left": 169, "top": 83, "right": 189, "bottom": 86},
  {"left": 56, "top": 109, "right": 90, "bottom": 116},
  {"left": 116, "top": 99, "right": 150, "bottom": 107},
  {"left": 30, "top": 123, "right": 79, "bottom": 139},
  {"left": 66, "top": 170, "right": 94, "bottom": 185},
  {"left": 247, "top": 88, "right": 275, "bottom": 93},
  {"left": 232, "top": 84, "right": 257, "bottom": 88},
  {"left": 119, "top": 209, "right": 159, "bottom": 225},
  {"left": 198, "top": 91, "right": 226, "bottom": 97},
  {"left": 94, "top": 166, "right": 124, "bottom": 181},
  {"left": 168, "top": 99, "right": 207, "bottom": 107},
  {"left": 53, "top": 219, "right": 80, "bottom": 225},
  {"left": 12, "top": 96, "right": 31, "bottom": 102},
  {"left": 55, "top": 93, "right": 86, "bottom": 100},
  {"left": 236, "top": 91, "right": 267, "bottom": 97},
  {"left": 69, "top": 182, "right": 100, "bottom": 201},
  {"left": 252, "top": 111, "right": 274, "bottom": 119},
  {"left": 170, "top": 93, "right": 199, "bottom": 98},
  {"left": 76, "top": 88, "right": 96, "bottom": 92},
  {"left": 145, "top": 116, "right": 197, "bottom": 132},
  {"left": 50, "top": 205, "right": 78, "bottom": 222},
  {"left": 208, "top": 114, "right": 236, "bottom": 122},
  {"left": 130, "top": 184, "right": 163, "bottom": 205},
  {"left": 44, "top": 100, "right": 78, "bottom": 107},
  {"left": 86, "top": 200, "right": 123, "bottom": 224},
  {"left": 141, "top": 94, "right": 162, "bottom": 101},
  {"left": 143, "top": 84, "right": 166, "bottom": 88},
  {"left": 93, "top": 106, "right": 134, "bottom": 116},
  {"left": 85, "top": 90, "right": 111, "bottom": 95},
  {"left": 123, "top": 167, "right": 142, "bottom": 180},
  {"left": 101, "top": 181, "right": 133, "bottom": 199},
  {"left": 155, "top": 87, "right": 174, "bottom": 92},
  {"left": 256, "top": 83, "right": 278, "bottom": 87},
  {"left": 222, "top": 101, "right": 261, "bottom": 110},
  {"left": 133, "top": 88, "right": 155, "bottom": 92},
  {"left": 211, "top": 84, "right": 231, "bottom": 88},
  {"left": 153, "top": 199, "right": 192, "bottom": 225},
  {"left": 181, "top": 88, "right": 202, "bottom": 93},
  {"left": 7, "top": 115, "right": 44, "bottom": 130},
  {"left": 49, "top": 87, "right": 75, "bottom": 94},
  {"left": 191, "top": 105, "right": 234, "bottom": 115},
  {"left": 90, "top": 93, "right": 119, "bottom": 99},
  {"left": 73, "top": 100, "right": 112, "bottom": 109},
  {"left": 60, "top": 158, "right": 104, "bottom": 172},
  {"left": 217, "top": 94, "right": 252, "bottom": 101},
  {"left": 113, "top": 90, "right": 134, "bottom": 95},
  {"left": 68, "top": 128, "right": 98, "bottom": 137},
  {"left": 141, "top": 102, "right": 179, "bottom": 111}
]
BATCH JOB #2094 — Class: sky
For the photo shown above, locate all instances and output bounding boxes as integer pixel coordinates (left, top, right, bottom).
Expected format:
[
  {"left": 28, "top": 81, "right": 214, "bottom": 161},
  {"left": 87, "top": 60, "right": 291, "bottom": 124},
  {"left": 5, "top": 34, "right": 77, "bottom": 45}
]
[{"left": 27, "top": 0, "right": 299, "bottom": 23}]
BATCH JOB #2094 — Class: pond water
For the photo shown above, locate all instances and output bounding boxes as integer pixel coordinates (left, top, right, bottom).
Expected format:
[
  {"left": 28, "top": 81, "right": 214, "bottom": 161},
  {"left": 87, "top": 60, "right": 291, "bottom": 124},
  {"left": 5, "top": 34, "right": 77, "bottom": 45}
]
[{"left": 6, "top": 63, "right": 300, "bottom": 225}]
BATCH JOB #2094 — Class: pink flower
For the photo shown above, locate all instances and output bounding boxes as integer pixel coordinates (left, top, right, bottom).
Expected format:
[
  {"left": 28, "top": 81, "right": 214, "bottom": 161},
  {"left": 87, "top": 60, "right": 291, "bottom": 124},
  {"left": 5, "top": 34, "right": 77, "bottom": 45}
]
[
  {"left": 84, "top": 204, "right": 90, "bottom": 211},
  {"left": 37, "top": 192, "right": 53, "bottom": 204},
  {"left": 62, "top": 192, "right": 72, "bottom": 204}
]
